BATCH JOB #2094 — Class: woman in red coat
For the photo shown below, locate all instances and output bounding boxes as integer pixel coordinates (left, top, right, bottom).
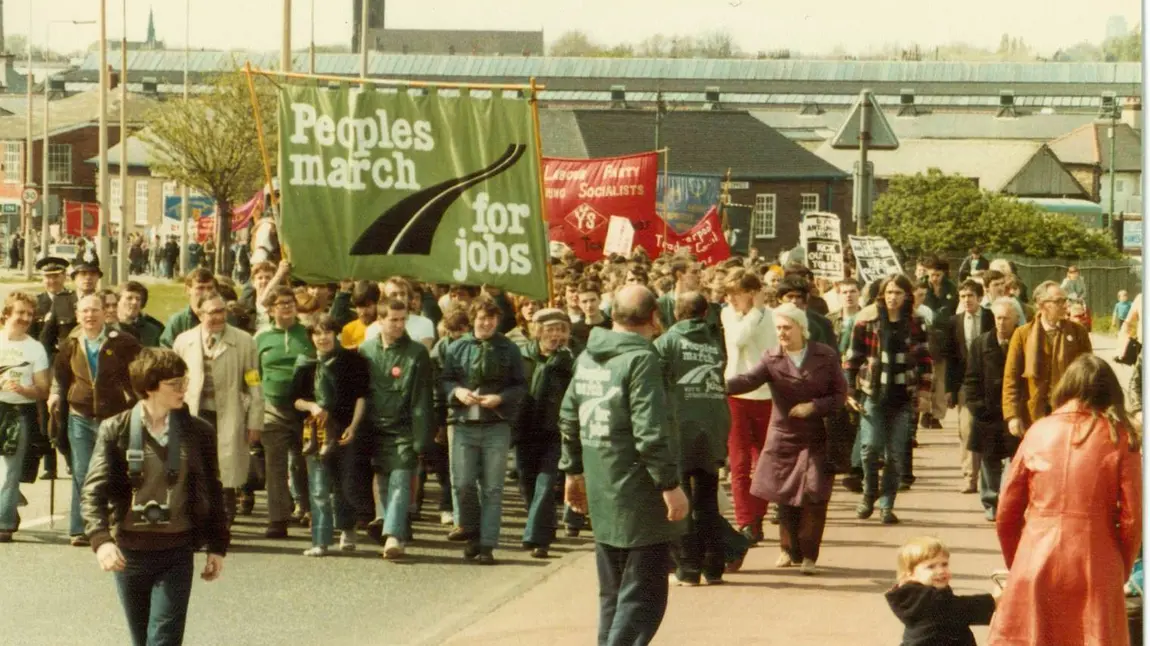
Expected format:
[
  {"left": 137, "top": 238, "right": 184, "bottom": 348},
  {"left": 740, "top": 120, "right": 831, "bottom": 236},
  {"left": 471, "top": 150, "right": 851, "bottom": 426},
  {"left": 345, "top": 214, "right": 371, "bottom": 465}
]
[{"left": 989, "top": 354, "right": 1142, "bottom": 646}]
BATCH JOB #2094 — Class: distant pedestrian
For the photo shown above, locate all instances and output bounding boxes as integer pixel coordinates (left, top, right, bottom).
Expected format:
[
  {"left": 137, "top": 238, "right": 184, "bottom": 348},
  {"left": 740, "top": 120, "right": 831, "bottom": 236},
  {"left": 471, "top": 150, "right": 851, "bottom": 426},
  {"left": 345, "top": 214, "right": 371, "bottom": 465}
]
[
  {"left": 1113, "top": 289, "right": 1132, "bottom": 332},
  {"left": 560, "top": 284, "right": 688, "bottom": 645},
  {"left": 1060, "top": 265, "right": 1086, "bottom": 302}
]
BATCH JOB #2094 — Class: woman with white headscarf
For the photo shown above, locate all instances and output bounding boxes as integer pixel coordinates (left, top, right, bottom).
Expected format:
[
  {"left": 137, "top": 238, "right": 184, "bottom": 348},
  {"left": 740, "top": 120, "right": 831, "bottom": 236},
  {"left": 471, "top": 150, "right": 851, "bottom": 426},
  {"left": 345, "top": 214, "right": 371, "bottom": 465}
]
[{"left": 726, "top": 303, "right": 847, "bottom": 575}]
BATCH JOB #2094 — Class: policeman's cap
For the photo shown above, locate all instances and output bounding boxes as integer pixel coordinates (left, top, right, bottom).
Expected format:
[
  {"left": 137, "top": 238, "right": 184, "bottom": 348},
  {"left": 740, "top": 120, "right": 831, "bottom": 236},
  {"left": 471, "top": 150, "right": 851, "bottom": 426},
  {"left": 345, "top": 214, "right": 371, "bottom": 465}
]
[
  {"left": 70, "top": 261, "right": 103, "bottom": 277},
  {"left": 35, "top": 256, "right": 69, "bottom": 276}
]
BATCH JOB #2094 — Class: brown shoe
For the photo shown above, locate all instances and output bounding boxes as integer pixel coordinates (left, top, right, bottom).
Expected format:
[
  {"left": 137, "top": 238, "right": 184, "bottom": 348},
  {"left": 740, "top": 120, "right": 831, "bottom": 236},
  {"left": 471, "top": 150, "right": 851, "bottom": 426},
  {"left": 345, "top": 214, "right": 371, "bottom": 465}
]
[
  {"left": 0, "top": 531, "right": 12, "bottom": 543},
  {"left": 70, "top": 535, "right": 90, "bottom": 547},
  {"left": 447, "top": 526, "right": 478, "bottom": 542},
  {"left": 264, "top": 522, "right": 289, "bottom": 539}
]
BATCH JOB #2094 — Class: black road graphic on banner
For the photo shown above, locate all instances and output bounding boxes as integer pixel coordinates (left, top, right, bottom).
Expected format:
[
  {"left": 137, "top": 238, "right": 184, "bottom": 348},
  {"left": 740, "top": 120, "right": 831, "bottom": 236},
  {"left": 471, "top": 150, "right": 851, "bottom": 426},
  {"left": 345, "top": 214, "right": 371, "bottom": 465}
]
[{"left": 350, "top": 143, "right": 528, "bottom": 257}]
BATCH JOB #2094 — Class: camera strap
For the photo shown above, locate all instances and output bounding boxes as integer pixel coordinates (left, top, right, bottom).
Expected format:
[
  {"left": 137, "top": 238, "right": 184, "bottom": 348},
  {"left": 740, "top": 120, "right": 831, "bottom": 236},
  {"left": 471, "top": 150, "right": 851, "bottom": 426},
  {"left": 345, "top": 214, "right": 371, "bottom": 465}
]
[{"left": 127, "top": 404, "right": 182, "bottom": 492}]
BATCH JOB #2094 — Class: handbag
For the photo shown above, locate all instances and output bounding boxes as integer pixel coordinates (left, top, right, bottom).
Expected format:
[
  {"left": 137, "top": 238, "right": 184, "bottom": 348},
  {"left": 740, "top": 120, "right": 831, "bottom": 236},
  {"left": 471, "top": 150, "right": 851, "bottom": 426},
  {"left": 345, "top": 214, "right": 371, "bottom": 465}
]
[{"left": 1117, "top": 336, "right": 1142, "bottom": 366}]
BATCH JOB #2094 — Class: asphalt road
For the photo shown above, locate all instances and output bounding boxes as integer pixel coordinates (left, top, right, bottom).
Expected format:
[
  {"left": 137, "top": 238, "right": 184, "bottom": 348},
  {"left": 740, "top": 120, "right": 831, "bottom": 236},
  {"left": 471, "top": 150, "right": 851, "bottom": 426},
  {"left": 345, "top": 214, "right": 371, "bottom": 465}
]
[{"left": 0, "top": 478, "right": 594, "bottom": 646}]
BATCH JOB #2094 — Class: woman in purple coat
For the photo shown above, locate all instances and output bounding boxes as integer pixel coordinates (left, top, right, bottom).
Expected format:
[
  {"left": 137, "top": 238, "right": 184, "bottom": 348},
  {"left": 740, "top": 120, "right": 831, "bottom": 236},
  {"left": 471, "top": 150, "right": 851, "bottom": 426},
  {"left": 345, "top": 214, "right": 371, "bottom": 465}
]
[{"left": 726, "top": 303, "right": 848, "bottom": 575}]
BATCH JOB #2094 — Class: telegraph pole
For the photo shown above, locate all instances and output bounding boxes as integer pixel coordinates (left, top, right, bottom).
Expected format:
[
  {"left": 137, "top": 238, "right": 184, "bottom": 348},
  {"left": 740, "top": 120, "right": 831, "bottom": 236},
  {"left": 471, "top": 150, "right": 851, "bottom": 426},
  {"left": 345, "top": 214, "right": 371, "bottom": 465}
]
[
  {"left": 359, "top": 0, "right": 369, "bottom": 77},
  {"left": 22, "top": 4, "right": 32, "bottom": 278},
  {"left": 96, "top": 0, "right": 110, "bottom": 277},
  {"left": 179, "top": 0, "right": 189, "bottom": 276},
  {"left": 116, "top": 0, "right": 128, "bottom": 284}
]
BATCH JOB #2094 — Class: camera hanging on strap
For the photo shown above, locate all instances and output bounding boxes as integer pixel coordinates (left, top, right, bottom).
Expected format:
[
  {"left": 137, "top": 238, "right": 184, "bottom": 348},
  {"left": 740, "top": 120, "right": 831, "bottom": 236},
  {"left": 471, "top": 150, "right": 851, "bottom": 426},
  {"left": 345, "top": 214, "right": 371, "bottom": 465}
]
[{"left": 127, "top": 404, "right": 182, "bottom": 525}]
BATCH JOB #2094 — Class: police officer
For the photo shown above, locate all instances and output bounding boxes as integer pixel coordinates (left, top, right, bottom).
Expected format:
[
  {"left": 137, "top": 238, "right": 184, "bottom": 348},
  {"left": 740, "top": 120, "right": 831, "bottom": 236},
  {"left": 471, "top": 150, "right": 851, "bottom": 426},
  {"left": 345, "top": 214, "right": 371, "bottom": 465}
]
[{"left": 27, "top": 257, "right": 76, "bottom": 481}]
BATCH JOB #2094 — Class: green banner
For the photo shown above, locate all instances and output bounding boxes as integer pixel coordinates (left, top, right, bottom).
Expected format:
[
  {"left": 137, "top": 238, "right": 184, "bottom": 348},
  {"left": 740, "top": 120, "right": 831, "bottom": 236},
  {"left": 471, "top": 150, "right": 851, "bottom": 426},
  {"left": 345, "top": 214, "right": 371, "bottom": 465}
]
[{"left": 277, "top": 85, "right": 549, "bottom": 299}]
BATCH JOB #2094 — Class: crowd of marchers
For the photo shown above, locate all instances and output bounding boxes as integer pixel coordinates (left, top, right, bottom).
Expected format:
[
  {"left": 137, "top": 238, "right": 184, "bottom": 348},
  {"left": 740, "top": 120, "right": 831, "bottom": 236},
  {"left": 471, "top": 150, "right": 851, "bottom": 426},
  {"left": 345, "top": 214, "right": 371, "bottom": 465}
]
[{"left": 0, "top": 243, "right": 1141, "bottom": 646}]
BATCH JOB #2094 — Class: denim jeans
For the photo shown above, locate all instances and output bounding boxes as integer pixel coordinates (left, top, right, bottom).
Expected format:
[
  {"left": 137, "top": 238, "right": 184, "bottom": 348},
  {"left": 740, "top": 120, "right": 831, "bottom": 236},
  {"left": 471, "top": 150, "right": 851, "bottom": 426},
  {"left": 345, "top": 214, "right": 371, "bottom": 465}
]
[
  {"left": 0, "top": 410, "right": 30, "bottom": 531},
  {"left": 69, "top": 414, "right": 100, "bottom": 536},
  {"left": 858, "top": 397, "right": 913, "bottom": 510},
  {"left": 114, "top": 547, "right": 195, "bottom": 646},
  {"left": 306, "top": 456, "right": 335, "bottom": 547},
  {"left": 595, "top": 541, "right": 671, "bottom": 646},
  {"left": 515, "top": 441, "right": 560, "bottom": 548},
  {"left": 451, "top": 423, "right": 511, "bottom": 549},
  {"left": 372, "top": 465, "right": 413, "bottom": 541}
]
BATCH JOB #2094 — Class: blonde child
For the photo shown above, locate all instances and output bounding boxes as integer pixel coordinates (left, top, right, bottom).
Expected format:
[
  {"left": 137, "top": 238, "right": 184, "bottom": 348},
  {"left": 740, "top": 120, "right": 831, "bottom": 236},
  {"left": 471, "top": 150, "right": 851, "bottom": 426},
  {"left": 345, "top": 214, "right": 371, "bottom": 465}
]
[{"left": 885, "top": 536, "right": 998, "bottom": 646}]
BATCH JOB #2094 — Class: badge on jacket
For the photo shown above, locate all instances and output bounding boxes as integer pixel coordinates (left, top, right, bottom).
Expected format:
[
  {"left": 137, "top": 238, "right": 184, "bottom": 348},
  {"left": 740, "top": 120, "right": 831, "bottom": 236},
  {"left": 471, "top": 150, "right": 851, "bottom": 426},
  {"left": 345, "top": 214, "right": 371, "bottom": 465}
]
[{"left": 244, "top": 370, "right": 261, "bottom": 386}]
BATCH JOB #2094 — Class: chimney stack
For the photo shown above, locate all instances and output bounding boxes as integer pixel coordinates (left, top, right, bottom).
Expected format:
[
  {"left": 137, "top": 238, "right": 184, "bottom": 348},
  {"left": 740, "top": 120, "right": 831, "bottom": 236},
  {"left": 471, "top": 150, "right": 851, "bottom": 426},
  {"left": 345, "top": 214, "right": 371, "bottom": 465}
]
[{"left": 1122, "top": 97, "right": 1142, "bottom": 131}]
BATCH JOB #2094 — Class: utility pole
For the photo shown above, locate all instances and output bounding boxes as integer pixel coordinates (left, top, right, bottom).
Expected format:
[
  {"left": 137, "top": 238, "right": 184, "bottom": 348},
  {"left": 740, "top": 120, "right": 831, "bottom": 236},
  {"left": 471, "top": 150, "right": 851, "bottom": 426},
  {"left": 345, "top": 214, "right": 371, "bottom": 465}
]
[
  {"left": 179, "top": 0, "right": 189, "bottom": 276},
  {"left": 853, "top": 90, "right": 873, "bottom": 236},
  {"left": 116, "top": 0, "right": 128, "bottom": 284},
  {"left": 22, "top": 4, "right": 32, "bottom": 278},
  {"left": 309, "top": 0, "right": 315, "bottom": 74},
  {"left": 281, "top": 0, "right": 291, "bottom": 72},
  {"left": 1108, "top": 106, "right": 1118, "bottom": 228},
  {"left": 359, "top": 0, "right": 369, "bottom": 77},
  {"left": 96, "top": 0, "right": 110, "bottom": 278}
]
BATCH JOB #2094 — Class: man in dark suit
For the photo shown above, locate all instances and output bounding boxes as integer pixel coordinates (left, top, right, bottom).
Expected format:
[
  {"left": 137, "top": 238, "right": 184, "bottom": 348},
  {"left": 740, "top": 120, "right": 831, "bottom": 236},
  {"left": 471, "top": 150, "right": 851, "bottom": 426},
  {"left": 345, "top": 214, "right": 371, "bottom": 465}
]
[
  {"left": 944, "top": 279, "right": 995, "bottom": 495},
  {"left": 961, "top": 297, "right": 1021, "bottom": 521}
]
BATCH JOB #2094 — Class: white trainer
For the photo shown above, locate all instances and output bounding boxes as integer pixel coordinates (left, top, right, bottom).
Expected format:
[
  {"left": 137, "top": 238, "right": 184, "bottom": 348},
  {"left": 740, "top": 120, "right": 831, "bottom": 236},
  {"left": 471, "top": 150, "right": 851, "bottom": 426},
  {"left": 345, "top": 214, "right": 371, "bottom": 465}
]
[
  {"left": 382, "top": 536, "right": 406, "bottom": 559},
  {"left": 339, "top": 530, "right": 357, "bottom": 552},
  {"left": 303, "top": 545, "right": 328, "bottom": 557},
  {"left": 439, "top": 511, "right": 454, "bottom": 526}
]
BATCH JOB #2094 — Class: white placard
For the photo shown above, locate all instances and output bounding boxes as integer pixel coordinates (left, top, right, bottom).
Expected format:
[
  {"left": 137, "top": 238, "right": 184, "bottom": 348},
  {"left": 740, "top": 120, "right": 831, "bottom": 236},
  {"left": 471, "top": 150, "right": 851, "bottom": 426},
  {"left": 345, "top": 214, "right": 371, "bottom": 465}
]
[
  {"left": 799, "top": 212, "right": 844, "bottom": 281},
  {"left": 848, "top": 235, "right": 903, "bottom": 284},
  {"left": 603, "top": 215, "right": 635, "bottom": 256}
]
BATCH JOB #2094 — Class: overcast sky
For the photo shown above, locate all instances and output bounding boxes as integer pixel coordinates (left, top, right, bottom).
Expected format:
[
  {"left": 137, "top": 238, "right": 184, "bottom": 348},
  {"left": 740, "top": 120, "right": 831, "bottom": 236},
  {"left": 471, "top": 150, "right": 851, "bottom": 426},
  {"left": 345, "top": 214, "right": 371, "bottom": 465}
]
[{"left": 11, "top": 0, "right": 1143, "bottom": 57}]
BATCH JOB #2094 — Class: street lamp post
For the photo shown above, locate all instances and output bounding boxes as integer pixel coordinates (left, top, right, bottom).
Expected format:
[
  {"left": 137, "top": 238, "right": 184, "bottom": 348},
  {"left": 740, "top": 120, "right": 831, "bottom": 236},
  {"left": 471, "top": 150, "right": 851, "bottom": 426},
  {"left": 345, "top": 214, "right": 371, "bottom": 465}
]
[
  {"left": 22, "top": 5, "right": 32, "bottom": 278},
  {"left": 44, "top": 19, "right": 96, "bottom": 261},
  {"left": 96, "top": 0, "right": 110, "bottom": 278},
  {"left": 116, "top": 0, "right": 128, "bottom": 284},
  {"left": 179, "top": 0, "right": 189, "bottom": 276}
]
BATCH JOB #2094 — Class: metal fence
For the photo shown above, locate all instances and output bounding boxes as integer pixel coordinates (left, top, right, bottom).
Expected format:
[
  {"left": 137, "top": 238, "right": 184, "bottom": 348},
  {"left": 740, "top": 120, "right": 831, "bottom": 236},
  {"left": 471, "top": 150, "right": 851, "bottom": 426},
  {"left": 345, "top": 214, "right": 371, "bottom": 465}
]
[{"left": 943, "top": 253, "right": 1143, "bottom": 318}]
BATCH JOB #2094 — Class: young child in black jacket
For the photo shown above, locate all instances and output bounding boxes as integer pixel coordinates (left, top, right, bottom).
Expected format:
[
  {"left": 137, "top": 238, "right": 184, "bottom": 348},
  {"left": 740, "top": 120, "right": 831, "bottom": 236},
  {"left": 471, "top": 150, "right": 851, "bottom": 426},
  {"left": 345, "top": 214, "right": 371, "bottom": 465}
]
[{"left": 885, "top": 536, "right": 999, "bottom": 646}]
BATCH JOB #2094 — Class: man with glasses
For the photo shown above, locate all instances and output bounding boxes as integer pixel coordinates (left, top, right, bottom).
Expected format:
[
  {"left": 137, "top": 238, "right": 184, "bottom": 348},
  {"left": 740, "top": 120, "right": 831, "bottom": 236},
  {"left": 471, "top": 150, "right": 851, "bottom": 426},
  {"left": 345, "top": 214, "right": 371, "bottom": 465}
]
[
  {"left": 49, "top": 294, "right": 142, "bottom": 546},
  {"left": 256, "top": 286, "right": 316, "bottom": 537},
  {"left": 1003, "top": 281, "right": 1093, "bottom": 439},
  {"left": 173, "top": 291, "right": 264, "bottom": 526}
]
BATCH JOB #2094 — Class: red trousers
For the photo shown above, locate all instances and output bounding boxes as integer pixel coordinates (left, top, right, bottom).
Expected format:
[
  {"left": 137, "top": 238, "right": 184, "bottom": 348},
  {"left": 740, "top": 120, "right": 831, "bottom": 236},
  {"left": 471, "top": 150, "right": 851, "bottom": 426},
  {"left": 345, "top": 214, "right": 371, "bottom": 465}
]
[{"left": 727, "top": 397, "right": 772, "bottom": 528}]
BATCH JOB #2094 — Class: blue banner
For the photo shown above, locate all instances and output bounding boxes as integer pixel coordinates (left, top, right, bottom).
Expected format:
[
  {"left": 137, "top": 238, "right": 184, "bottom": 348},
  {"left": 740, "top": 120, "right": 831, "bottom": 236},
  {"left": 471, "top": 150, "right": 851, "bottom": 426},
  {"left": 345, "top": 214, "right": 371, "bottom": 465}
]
[
  {"left": 656, "top": 173, "right": 721, "bottom": 235},
  {"left": 163, "top": 195, "right": 216, "bottom": 220}
]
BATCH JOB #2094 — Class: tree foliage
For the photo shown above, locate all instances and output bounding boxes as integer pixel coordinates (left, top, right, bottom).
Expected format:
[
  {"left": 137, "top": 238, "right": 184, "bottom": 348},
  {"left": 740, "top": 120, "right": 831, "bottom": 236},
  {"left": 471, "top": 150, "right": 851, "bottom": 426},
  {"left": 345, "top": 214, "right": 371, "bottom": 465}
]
[
  {"left": 869, "top": 169, "right": 1122, "bottom": 260},
  {"left": 142, "top": 70, "right": 278, "bottom": 273},
  {"left": 549, "top": 29, "right": 739, "bottom": 58}
]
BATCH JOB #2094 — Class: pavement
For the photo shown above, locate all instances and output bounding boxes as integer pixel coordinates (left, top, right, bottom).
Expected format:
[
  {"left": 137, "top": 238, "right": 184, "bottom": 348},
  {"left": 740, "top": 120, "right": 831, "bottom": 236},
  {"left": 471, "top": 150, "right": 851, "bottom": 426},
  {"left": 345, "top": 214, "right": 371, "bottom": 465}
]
[{"left": 0, "top": 304, "right": 1129, "bottom": 646}]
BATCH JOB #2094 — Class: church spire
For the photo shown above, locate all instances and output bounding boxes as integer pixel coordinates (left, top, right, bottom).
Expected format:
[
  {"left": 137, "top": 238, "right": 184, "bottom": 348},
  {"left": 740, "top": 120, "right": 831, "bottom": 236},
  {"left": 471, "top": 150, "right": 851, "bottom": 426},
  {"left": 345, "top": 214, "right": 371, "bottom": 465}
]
[{"left": 146, "top": 6, "right": 156, "bottom": 47}]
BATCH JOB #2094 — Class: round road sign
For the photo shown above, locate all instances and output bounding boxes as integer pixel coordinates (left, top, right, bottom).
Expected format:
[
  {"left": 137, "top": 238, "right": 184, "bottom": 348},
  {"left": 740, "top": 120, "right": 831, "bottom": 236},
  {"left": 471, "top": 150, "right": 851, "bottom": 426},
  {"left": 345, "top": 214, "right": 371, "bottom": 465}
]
[{"left": 21, "top": 186, "right": 39, "bottom": 205}]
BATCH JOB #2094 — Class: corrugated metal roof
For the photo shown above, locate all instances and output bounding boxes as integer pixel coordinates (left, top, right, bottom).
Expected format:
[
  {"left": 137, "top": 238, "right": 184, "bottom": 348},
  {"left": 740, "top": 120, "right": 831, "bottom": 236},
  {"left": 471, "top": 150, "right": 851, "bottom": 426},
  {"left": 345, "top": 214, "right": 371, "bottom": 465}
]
[
  {"left": 814, "top": 139, "right": 1076, "bottom": 193},
  {"left": 0, "top": 89, "right": 158, "bottom": 141},
  {"left": 70, "top": 52, "right": 1142, "bottom": 85}
]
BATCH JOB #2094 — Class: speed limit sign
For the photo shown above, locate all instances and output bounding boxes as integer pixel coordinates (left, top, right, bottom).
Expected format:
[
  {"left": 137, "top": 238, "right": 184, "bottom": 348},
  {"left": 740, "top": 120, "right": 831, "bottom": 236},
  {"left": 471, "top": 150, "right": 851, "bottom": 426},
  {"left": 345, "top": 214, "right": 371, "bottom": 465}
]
[{"left": 21, "top": 186, "right": 38, "bottom": 206}]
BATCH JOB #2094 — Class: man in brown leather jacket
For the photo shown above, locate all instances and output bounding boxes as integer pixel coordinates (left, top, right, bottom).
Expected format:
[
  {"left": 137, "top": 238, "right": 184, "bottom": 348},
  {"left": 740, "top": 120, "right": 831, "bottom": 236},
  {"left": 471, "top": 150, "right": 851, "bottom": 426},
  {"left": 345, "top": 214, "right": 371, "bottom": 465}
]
[{"left": 50, "top": 294, "right": 142, "bottom": 546}]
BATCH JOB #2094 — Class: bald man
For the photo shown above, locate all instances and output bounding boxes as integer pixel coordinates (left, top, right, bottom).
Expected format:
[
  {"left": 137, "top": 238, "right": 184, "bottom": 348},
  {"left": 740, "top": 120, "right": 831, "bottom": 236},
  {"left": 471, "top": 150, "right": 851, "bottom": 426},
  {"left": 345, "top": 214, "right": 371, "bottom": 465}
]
[{"left": 560, "top": 284, "right": 688, "bottom": 646}]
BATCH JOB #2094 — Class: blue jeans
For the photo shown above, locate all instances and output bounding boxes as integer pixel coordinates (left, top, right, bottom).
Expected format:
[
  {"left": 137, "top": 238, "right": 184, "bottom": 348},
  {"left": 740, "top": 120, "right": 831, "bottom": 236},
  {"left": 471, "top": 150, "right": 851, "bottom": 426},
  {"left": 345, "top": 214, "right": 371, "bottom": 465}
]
[
  {"left": 307, "top": 456, "right": 335, "bottom": 547},
  {"left": 451, "top": 423, "right": 511, "bottom": 549},
  {"left": 982, "top": 456, "right": 1007, "bottom": 514},
  {"left": 69, "top": 414, "right": 100, "bottom": 536},
  {"left": 114, "top": 547, "right": 195, "bottom": 646},
  {"left": 0, "top": 410, "right": 30, "bottom": 531},
  {"left": 372, "top": 466, "right": 413, "bottom": 541},
  {"left": 516, "top": 441, "right": 560, "bottom": 548},
  {"left": 858, "top": 398, "right": 913, "bottom": 510}
]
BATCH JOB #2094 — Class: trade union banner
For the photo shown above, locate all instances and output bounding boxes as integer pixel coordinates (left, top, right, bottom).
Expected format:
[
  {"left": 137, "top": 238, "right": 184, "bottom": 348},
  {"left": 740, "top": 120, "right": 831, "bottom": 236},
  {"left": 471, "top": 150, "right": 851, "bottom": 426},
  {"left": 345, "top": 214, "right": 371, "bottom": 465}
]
[
  {"left": 277, "top": 85, "right": 550, "bottom": 299},
  {"left": 63, "top": 200, "right": 100, "bottom": 237},
  {"left": 542, "top": 152, "right": 658, "bottom": 261},
  {"left": 657, "top": 173, "right": 722, "bottom": 235},
  {"left": 657, "top": 205, "right": 731, "bottom": 265}
]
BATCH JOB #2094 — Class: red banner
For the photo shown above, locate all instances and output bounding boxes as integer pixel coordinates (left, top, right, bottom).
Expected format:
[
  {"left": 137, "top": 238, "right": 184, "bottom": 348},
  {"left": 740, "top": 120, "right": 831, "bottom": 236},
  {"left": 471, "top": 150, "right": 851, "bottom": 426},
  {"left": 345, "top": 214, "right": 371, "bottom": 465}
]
[
  {"left": 63, "top": 200, "right": 100, "bottom": 237},
  {"left": 656, "top": 205, "right": 731, "bottom": 265},
  {"left": 543, "top": 152, "right": 659, "bottom": 261}
]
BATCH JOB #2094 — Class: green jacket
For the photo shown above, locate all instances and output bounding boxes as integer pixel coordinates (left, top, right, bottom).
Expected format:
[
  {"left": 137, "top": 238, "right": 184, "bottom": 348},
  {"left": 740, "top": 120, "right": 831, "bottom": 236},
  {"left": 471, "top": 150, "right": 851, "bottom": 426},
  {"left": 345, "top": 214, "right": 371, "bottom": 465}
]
[
  {"left": 656, "top": 292, "right": 721, "bottom": 334},
  {"left": 808, "top": 310, "right": 836, "bottom": 349},
  {"left": 360, "top": 333, "right": 433, "bottom": 471},
  {"left": 559, "top": 327, "right": 683, "bottom": 549},
  {"left": 256, "top": 322, "right": 315, "bottom": 409},
  {"left": 653, "top": 318, "right": 729, "bottom": 475},
  {"left": 515, "top": 341, "right": 575, "bottom": 446},
  {"left": 159, "top": 306, "right": 199, "bottom": 348}
]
